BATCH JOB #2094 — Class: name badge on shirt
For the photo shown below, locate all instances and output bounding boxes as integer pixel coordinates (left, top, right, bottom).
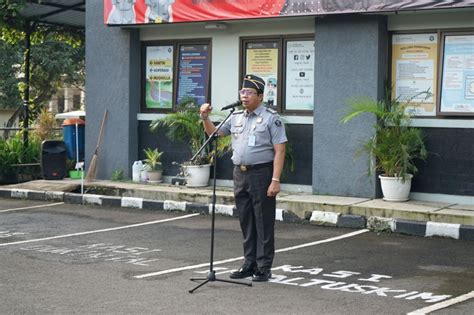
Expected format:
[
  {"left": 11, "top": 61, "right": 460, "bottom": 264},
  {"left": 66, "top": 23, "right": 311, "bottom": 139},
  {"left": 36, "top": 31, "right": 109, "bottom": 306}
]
[{"left": 248, "top": 134, "right": 256, "bottom": 147}]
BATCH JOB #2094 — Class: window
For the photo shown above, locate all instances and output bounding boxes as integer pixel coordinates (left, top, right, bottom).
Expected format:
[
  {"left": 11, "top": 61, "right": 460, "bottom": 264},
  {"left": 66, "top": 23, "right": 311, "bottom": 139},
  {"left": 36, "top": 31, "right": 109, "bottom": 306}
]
[
  {"left": 57, "top": 93, "right": 65, "bottom": 113},
  {"left": 142, "top": 39, "right": 211, "bottom": 112},
  {"left": 390, "top": 30, "right": 474, "bottom": 117},
  {"left": 439, "top": 32, "right": 474, "bottom": 116},
  {"left": 241, "top": 35, "right": 315, "bottom": 114},
  {"left": 73, "top": 94, "right": 81, "bottom": 110}
]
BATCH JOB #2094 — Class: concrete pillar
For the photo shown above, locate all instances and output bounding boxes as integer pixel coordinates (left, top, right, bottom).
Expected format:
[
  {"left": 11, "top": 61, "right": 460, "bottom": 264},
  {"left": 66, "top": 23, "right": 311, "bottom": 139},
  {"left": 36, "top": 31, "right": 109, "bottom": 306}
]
[
  {"left": 85, "top": 1, "right": 139, "bottom": 179},
  {"left": 313, "top": 15, "right": 388, "bottom": 198},
  {"left": 64, "top": 86, "right": 73, "bottom": 112},
  {"left": 80, "top": 90, "right": 85, "bottom": 110},
  {"left": 49, "top": 96, "right": 58, "bottom": 113}
]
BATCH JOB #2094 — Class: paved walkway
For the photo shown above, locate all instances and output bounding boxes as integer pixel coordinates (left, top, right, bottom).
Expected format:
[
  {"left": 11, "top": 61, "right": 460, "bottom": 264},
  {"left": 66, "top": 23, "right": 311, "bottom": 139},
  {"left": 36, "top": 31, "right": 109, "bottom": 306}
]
[{"left": 1, "top": 179, "right": 473, "bottom": 240}]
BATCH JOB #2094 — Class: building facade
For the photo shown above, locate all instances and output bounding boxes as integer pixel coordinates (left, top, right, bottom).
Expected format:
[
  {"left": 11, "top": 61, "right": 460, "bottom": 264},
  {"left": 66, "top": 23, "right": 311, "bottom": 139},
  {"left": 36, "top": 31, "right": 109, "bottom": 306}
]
[
  {"left": 48, "top": 85, "right": 85, "bottom": 115},
  {"left": 86, "top": 1, "right": 474, "bottom": 203}
]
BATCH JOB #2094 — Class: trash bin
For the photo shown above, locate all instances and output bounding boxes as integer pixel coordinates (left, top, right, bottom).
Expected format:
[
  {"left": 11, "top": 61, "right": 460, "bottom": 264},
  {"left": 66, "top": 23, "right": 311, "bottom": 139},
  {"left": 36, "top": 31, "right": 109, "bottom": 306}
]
[
  {"left": 41, "top": 140, "right": 67, "bottom": 180},
  {"left": 62, "top": 118, "right": 85, "bottom": 160}
]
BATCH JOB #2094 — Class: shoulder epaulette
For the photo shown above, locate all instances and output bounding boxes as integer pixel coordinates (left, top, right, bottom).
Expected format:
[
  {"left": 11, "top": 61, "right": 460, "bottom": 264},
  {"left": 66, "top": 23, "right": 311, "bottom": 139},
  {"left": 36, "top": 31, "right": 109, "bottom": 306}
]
[
  {"left": 266, "top": 107, "right": 277, "bottom": 114},
  {"left": 232, "top": 110, "right": 244, "bottom": 115}
]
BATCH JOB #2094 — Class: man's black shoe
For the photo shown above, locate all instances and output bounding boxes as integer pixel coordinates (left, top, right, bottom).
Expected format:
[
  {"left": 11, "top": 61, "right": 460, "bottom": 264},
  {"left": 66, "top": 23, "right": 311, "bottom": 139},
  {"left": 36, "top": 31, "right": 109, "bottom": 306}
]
[
  {"left": 252, "top": 269, "right": 272, "bottom": 282},
  {"left": 229, "top": 263, "right": 256, "bottom": 279}
]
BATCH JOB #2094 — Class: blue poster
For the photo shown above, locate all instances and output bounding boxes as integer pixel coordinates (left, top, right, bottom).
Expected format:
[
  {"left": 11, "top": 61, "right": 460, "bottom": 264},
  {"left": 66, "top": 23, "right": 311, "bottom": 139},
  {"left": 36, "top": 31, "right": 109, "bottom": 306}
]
[
  {"left": 440, "top": 35, "right": 474, "bottom": 114},
  {"left": 177, "top": 44, "right": 210, "bottom": 106}
]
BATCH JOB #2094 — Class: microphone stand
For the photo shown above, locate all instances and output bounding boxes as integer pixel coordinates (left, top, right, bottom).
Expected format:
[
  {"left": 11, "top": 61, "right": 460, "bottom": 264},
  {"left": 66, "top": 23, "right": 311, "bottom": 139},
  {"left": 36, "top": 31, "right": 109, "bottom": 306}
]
[{"left": 189, "top": 107, "right": 252, "bottom": 294}]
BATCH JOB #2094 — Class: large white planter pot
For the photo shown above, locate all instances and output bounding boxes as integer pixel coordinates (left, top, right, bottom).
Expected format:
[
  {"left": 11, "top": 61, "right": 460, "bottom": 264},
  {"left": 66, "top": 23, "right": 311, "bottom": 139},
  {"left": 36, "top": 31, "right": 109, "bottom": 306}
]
[
  {"left": 379, "top": 174, "right": 413, "bottom": 202},
  {"left": 184, "top": 164, "right": 211, "bottom": 187}
]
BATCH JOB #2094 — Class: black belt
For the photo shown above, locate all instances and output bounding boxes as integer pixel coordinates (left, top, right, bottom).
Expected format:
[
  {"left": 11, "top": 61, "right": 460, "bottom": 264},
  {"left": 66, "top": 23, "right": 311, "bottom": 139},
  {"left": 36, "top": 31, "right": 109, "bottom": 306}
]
[{"left": 235, "top": 162, "right": 273, "bottom": 172}]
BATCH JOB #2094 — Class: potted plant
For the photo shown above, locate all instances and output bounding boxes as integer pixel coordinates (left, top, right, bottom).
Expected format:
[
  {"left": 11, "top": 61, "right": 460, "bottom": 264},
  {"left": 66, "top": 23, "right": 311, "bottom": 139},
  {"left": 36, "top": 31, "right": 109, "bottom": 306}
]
[
  {"left": 149, "top": 97, "right": 231, "bottom": 187},
  {"left": 341, "top": 93, "right": 428, "bottom": 201},
  {"left": 143, "top": 148, "right": 164, "bottom": 183}
]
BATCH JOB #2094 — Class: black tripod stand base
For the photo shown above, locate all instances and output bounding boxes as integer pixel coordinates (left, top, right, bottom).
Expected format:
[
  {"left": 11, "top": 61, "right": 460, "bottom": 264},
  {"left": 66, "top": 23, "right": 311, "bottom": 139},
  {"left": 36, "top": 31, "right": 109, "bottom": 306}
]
[{"left": 189, "top": 271, "right": 252, "bottom": 293}]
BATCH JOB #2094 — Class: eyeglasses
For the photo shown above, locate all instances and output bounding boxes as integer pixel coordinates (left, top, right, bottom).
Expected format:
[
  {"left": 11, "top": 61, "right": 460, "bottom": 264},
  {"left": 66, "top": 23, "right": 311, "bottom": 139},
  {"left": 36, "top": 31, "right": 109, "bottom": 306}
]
[{"left": 239, "top": 89, "right": 257, "bottom": 96}]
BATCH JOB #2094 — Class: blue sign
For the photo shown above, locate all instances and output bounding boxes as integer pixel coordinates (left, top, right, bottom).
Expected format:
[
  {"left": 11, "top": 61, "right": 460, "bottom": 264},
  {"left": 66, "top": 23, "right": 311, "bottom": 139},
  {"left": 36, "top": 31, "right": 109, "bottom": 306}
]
[{"left": 177, "top": 44, "right": 210, "bottom": 106}]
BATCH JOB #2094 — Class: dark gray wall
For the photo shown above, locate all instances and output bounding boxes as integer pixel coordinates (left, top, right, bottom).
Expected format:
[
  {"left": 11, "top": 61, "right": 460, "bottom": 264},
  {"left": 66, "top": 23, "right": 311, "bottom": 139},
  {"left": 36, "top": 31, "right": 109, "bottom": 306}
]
[
  {"left": 85, "top": 1, "right": 140, "bottom": 179},
  {"left": 413, "top": 128, "right": 474, "bottom": 196},
  {"left": 138, "top": 122, "right": 313, "bottom": 185},
  {"left": 313, "top": 15, "right": 388, "bottom": 198}
]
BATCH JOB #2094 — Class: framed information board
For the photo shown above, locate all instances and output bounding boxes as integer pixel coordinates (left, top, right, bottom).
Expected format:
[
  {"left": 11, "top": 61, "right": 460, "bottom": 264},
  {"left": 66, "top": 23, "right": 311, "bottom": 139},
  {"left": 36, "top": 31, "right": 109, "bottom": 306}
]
[
  {"left": 145, "top": 45, "right": 174, "bottom": 109},
  {"left": 439, "top": 33, "right": 474, "bottom": 116},
  {"left": 285, "top": 39, "right": 315, "bottom": 111},
  {"left": 245, "top": 41, "right": 279, "bottom": 109},
  {"left": 391, "top": 33, "right": 438, "bottom": 116},
  {"left": 176, "top": 43, "right": 210, "bottom": 106}
]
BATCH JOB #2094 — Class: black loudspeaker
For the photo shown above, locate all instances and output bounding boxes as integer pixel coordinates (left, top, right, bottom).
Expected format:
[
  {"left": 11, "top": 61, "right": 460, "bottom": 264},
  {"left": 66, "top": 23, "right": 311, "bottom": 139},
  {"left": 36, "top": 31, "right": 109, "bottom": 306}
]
[{"left": 41, "top": 140, "right": 67, "bottom": 180}]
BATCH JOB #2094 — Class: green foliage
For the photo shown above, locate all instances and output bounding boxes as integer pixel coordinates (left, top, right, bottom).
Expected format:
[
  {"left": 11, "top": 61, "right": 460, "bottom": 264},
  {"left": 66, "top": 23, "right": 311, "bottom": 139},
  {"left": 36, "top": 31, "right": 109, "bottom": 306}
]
[
  {"left": 0, "top": 131, "right": 41, "bottom": 176},
  {"left": 143, "top": 148, "right": 163, "bottom": 171},
  {"left": 34, "top": 107, "right": 59, "bottom": 141},
  {"left": 150, "top": 98, "right": 203, "bottom": 160},
  {"left": 0, "top": 22, "right": 85, "bottom": 121},
  {"left": 0, "top": 39, "right": 21, "bottom": 108},
  {"left": 111, "top": 169, "right": 125, "bottom": 181},
  {"left": 341, "top": 94, "right": 429, "bottom": 179},
  {"left": 207, "top": 131, "right": 232, "bottom": 165},
  {"left": 0, "top": 0, "right": 27, "bottom": 30},
  {"left": 149, "top": 97, "right": 231, "bottom": 165},
  {"left": 24, "top": 34, "right": 85, "bottom": 119},
  {"left": 66, "top": 158, "right": 76, "bottom": 172}
]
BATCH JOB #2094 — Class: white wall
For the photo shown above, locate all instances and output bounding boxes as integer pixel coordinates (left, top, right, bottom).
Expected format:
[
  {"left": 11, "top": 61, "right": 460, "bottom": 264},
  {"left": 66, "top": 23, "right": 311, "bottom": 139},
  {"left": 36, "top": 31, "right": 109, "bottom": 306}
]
[
  {"left": 388, "top": 9, "right": 474, "bottom": 30},
  {"left": 140, "top": 17, "right": 314, "bottom": 119},
  {"left": 0, "top": 109, "right": 17, "bottom": 138},
  {"left": 0, "top": 109, "right": 16, "bottom": 127}
]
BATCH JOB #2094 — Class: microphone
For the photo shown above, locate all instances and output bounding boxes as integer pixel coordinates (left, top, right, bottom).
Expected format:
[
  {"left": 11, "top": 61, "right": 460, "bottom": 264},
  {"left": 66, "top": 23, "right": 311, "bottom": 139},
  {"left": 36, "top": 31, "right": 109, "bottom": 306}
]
[{"left": 221, "top": 100, "right": 242, "bottom": 111}]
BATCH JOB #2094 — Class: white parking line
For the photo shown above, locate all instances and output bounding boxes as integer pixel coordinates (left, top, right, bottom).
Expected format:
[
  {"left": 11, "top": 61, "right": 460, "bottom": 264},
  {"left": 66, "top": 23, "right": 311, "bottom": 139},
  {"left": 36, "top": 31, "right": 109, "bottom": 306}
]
[
  {"left": 275, "top": 229, "right": 369, "bottom": 253},
  {"left": 134, "top": 229, "right": 370, "bottom": 279},
  {"left": 0, "top": 202, "right": 65, "bottom": 213},
  {"left": 407, "top": 290, "right": 474, "bottom": 315},
  {"left": 0, "top": 213, "right": 200, "bottom": 247}
]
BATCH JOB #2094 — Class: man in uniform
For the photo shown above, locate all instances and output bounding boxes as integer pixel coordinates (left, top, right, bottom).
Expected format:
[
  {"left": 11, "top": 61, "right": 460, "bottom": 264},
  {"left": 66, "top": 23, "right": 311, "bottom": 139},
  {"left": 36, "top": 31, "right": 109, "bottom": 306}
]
[{"left": 199, "top": 74, "right": 287, "bottom": 282}]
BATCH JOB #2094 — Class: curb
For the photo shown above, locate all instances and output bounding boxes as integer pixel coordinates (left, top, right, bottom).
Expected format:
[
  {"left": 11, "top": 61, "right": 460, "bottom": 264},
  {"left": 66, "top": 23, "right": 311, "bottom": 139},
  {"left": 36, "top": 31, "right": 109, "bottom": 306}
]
[{"left": 1, "top": 188, "right": 473, "bottom": 241}]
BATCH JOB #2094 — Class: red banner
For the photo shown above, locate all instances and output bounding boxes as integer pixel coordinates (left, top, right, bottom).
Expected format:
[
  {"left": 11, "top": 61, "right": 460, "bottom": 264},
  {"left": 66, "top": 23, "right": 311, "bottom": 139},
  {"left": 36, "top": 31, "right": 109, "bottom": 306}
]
[{"left": 104, "top": 0, "right": 474, "bottom": 25}]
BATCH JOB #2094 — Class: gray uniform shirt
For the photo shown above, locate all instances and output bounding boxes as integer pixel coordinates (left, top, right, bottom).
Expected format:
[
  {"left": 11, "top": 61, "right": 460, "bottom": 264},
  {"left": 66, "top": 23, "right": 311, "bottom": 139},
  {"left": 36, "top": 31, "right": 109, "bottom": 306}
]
[{"left": 219, "top": 105, "right": 287, "bottom": 165}]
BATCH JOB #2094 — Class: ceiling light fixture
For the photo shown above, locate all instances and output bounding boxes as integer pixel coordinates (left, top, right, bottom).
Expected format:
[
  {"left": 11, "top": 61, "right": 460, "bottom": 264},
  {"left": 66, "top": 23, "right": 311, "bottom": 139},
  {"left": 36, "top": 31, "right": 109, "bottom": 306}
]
[{"left": 204, "top": 22, "right": 228, "bottom": 30}]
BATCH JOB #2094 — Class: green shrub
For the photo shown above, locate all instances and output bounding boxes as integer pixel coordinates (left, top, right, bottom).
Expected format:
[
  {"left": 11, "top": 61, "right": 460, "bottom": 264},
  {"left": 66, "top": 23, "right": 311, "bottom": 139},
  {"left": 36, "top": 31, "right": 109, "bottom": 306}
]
[
  {"left": 0, "top": 132, "right": 41, "bottom": 177},
  {"left": 111, "top": 169, "right": 125, "bottom": 181}
]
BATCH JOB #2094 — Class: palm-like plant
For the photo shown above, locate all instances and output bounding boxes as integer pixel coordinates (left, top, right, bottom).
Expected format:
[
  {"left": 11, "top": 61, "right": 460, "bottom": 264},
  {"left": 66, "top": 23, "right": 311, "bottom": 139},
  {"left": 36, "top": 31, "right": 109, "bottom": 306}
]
[
  {"left": 149, "top": 97, "right": 231, "bottom": 165},
  {"left": 143, "top": 148, "right": 163, "bottom": 171},
  {"left": 341, "top": 94, "right": 428, "bottom": 179}
]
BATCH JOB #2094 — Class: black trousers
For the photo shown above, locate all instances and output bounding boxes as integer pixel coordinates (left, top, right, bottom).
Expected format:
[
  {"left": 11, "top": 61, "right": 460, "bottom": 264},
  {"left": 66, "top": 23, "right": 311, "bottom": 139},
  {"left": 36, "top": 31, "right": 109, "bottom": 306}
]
[{"left": 233, "top": 164, "right": 275, "bottom": 270}]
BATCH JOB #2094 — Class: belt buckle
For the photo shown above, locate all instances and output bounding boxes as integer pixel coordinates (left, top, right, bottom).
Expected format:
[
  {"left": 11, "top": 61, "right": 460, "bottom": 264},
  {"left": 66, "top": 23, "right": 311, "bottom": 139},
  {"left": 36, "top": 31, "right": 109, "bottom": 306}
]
[{"left": 240, "top": 165, "right": 247, "bottom": 172}]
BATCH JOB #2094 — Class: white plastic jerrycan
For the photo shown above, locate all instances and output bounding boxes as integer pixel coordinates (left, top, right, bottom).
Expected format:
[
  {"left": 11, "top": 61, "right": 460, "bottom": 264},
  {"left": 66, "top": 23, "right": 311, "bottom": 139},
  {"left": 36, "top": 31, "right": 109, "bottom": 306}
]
[{"left": 132, "top": 160, "right": 143, "bottom": 182}]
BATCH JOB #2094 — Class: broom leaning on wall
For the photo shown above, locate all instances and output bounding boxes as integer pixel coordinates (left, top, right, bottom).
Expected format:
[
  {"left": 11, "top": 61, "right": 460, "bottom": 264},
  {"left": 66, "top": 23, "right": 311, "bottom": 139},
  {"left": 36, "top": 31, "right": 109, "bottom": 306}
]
[{"left": 85, "top": 110, "right": 108, "bottom": 182}]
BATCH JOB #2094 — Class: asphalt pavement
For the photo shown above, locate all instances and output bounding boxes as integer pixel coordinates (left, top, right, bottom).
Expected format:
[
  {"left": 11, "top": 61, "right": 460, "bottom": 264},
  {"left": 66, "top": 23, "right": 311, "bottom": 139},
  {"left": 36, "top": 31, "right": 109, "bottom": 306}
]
[{"left": 0, "top": 198, "right": 473, "bottom": 314}]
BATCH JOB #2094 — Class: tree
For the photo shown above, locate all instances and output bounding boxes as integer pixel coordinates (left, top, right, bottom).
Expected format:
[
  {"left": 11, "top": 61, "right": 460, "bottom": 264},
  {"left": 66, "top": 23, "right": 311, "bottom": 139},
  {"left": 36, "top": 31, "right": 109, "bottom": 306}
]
[
  {"left": 0, "top": 38, "right": 21, "bottom": 109},
  {"left": 0, "top": 1, "right": 85, "bottom": 129}
]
